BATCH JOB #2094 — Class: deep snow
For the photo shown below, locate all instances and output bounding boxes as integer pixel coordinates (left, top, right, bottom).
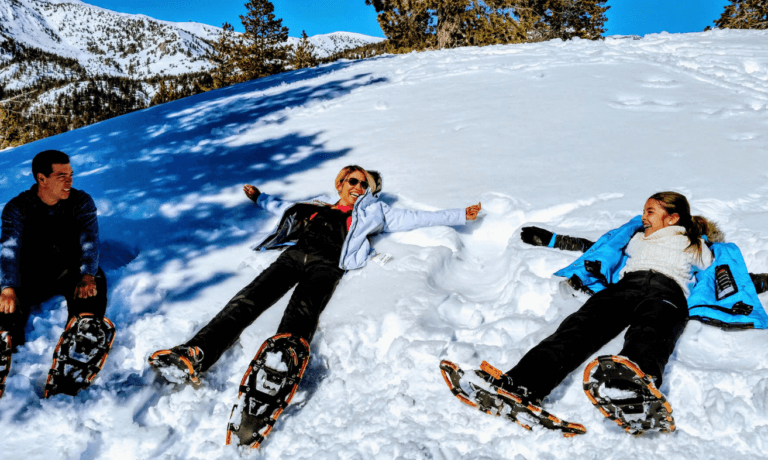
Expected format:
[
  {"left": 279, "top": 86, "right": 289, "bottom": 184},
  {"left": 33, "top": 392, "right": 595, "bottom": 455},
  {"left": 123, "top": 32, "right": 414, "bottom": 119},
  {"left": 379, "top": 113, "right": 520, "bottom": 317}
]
[{"left": 2, "top": 29, "right": 768, "bottom": 460}]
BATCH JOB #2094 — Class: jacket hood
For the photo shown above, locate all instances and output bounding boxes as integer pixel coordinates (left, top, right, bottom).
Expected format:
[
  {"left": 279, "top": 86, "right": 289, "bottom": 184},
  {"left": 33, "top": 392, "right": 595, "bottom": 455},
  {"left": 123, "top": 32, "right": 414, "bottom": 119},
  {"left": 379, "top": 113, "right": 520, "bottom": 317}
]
[{"left": 701, "top": 218, "right": 725, "bottom": 243}]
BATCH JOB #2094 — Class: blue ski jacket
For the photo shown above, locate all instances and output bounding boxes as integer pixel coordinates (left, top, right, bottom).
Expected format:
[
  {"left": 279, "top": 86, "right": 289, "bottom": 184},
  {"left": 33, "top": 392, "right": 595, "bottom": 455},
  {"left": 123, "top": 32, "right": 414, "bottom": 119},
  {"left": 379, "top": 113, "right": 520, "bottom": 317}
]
[
  {"left": 554, "top": 216, "right": 768, "bottom": 330},
  {"left": 253, "top": 190, "right": 467, "bottom": 270}
]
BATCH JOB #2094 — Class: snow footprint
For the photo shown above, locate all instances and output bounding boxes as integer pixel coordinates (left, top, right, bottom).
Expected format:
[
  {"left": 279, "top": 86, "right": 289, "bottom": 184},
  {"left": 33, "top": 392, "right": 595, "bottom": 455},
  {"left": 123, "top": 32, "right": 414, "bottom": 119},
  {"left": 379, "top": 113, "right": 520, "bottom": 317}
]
[{"left": 608, "top": 95, "right": 683, "bottom": 112}]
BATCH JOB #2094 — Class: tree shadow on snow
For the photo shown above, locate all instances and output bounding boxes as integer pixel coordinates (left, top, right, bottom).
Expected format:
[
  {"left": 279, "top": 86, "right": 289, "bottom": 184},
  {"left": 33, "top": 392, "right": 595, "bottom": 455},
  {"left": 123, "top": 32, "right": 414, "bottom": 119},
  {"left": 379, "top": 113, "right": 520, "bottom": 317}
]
[{"left": 0, "top": 59, "right": 391, "bottom": 413}]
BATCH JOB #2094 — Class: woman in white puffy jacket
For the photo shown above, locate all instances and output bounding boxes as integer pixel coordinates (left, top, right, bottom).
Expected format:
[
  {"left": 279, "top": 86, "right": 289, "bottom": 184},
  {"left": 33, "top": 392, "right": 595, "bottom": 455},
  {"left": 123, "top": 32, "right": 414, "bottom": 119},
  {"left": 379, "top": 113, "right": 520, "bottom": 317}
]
[{"left": 150, "top": 165, "right": 480, "bottom": 384}]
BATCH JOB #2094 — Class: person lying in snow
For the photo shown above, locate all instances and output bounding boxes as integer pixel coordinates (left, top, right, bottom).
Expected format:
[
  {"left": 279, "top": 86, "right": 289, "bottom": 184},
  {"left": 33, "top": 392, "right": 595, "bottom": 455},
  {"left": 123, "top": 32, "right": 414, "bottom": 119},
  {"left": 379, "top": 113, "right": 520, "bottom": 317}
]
[
  {"left": 149, "top": 164, "right": 478, "bottom": 381},
  {"left": 520, "top": 212, "right": 768, "bottom": 329},
  {"left": 150, "top": 165, "right": 479, "bottom": 446},
  {"left": 0, "top": 150, "right": 115, "bottom": 399},
  {"left": 450, "top": 191, "right": 765, "bottom": 434}
]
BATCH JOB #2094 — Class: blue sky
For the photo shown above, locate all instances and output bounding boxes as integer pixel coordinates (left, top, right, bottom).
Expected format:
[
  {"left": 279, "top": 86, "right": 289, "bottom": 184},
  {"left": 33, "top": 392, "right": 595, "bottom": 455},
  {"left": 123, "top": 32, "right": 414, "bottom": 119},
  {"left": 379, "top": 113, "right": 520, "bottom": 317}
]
[{"left": 83, "top": 0, "right": 731, "bottom": 38}]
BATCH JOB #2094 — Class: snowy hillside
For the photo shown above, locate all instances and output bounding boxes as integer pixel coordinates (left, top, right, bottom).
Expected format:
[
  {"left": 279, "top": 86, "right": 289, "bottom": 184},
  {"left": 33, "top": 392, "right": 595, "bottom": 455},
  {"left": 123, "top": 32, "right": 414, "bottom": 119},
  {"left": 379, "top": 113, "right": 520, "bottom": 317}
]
[
  {"left": 0, "top": 0, "right": 383, "bottom": 84},
  {"left": 0, "top": 0, "right": 216, "bottom": 79},
  {"left": 286, "top": 31, "right": 385, "bottom": 58},
  {"left": 2, "top": 29, "right": 768, "bottom": 460}
]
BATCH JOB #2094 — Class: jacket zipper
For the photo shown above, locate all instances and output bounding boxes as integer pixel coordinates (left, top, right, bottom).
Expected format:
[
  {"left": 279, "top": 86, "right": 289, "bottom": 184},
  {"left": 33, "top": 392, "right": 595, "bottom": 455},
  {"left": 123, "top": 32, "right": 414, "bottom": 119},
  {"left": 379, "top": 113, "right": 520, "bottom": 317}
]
[{"left": 339, "top": 192, "right": 366, "bottom": 270}]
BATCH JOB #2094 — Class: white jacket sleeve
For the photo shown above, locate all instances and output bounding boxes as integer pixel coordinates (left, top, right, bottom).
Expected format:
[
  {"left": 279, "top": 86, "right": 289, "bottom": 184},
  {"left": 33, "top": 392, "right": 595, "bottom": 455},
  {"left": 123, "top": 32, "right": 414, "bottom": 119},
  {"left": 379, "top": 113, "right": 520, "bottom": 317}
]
[{"left": 381, "top": 202, "right": 466, "bottom": 233}]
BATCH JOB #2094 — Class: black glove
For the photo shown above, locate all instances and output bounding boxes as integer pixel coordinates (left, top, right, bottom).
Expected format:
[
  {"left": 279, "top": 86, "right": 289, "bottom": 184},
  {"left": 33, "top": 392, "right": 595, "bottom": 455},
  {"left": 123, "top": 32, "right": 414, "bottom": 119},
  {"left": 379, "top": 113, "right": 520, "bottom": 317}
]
[
  {"left": 521, "top": 226, "right": 554, "bottom": 247},
  {"left": 751, "top": 273, "right": 768, "bottom": 295},
  {"left": 245, "top": 185, "right": 261, "bottom": 203}
]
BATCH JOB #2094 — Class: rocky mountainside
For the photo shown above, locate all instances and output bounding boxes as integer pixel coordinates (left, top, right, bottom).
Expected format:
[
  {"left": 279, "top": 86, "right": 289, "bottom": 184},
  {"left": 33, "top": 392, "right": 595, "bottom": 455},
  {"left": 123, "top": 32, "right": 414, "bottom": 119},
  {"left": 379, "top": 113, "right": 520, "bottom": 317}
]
[
  {"left": 0, "top": 0, "right": 384, "bottom": 89},
  {"left": 0, "top": 0, "right": 384, "bottom": 149}
]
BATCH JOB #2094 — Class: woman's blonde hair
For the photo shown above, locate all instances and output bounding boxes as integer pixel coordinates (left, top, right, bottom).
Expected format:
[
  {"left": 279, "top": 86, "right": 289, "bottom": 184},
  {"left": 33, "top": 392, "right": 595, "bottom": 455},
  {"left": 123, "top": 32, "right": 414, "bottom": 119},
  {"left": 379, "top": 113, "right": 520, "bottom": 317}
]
[{"left": 335, "top": 165, "right": 375, "bottom": 195}]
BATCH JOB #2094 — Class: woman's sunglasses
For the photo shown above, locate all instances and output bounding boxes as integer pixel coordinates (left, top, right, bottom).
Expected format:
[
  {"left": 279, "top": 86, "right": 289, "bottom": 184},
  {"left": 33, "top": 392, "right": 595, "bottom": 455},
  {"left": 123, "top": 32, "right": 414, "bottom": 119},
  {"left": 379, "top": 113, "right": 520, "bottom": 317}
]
[{"left": 346, "top": 178, "right": 369, "bottom": 189}]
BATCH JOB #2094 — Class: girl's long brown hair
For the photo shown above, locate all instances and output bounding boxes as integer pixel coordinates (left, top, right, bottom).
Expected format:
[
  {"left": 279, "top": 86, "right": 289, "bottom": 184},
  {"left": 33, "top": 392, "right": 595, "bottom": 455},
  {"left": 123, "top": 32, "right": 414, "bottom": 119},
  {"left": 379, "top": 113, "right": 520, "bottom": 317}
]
[{"left": 648, "top": 191, "right": 708, "bottom": 253}]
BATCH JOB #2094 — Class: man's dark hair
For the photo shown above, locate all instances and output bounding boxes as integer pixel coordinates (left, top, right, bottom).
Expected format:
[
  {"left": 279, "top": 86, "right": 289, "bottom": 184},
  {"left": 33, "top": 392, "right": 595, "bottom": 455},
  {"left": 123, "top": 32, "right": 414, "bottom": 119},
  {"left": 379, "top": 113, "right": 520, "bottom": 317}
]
[{"left": 32, "top": 150, "right": 70, "bottom": 181}]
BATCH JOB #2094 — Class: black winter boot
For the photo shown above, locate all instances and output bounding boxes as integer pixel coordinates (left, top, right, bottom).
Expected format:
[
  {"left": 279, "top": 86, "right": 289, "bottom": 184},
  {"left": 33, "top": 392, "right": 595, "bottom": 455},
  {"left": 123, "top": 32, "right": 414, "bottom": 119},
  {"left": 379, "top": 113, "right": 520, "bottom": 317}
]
[{"left": 0, "top": 331, "right": 11, "bottom": 398}]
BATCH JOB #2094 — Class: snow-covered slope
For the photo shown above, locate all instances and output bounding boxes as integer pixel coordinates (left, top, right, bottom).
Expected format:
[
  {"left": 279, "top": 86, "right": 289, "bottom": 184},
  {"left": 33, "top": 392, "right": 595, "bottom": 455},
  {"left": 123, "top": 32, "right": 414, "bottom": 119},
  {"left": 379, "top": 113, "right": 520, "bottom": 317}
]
[{"left": 2, "top": 30, "right": 768, "bottom": 460}]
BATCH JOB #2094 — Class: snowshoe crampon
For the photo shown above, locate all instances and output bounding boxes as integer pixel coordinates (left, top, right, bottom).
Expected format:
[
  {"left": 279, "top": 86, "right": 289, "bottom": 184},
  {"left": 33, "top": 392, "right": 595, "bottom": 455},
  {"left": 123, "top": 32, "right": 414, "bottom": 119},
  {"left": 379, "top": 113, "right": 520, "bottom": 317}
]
[
  {"left": 148, "top": 345, "right": 204, "bottom": 385},
  {"left": 582, "top": 355, "right": 675, "bottom": 435},
  {"left": 439, "top": 360, "right": 586, "bottom": 437},
  {"left": 0, "top": 331, "right": 11, "bottom": 399},
  {"left": 226, "top": 333, "right": 310, "bottom": 449},
  {"left": 44, "top": 313, "right": 116, "bottom": 398}
]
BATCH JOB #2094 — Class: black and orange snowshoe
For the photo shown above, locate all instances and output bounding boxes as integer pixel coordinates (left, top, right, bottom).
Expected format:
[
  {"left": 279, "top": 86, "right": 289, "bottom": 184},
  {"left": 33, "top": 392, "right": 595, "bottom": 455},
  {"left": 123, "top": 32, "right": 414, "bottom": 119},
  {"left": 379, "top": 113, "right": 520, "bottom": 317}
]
[
  {"left": 226, "top": 333, "right": 311, "bottom": 448},
  {"left": 440, "top": 360, "right": 586, "bottom": 437},
  {"left": 44, "top": 313, "right": 116, "bottom": 398},
  {"left": 583, "top": 355, "right": 675, "bottom": 435},
  {"left": 149, "top": 345, "right": 205, "bottom": 385},
  {"left": 0, "top": 331, "right": 11, "bottom": 399}
]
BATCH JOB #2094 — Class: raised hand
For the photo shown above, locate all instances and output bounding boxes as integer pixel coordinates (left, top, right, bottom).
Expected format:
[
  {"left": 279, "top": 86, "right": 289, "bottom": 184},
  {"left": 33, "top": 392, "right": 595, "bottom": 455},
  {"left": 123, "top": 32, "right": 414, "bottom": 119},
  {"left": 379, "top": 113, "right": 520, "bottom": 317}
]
[
  {"left": 243, "top": 184, "right": 261, "bottom": 203},
  {"left": 466, "top": 203, "right": 481, "bottom": 221}
]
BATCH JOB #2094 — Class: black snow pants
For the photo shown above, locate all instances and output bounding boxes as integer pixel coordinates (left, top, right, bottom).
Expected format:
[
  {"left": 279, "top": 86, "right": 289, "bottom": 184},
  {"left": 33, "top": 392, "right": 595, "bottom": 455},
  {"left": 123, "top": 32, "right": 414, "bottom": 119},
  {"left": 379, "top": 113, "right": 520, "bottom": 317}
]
[
  {"left": 185, "top": 248, "right": 344, "bottom": 372},
  {"left": 504, "top": 270, "right": 688, "bottom": 401},
  {"left": 0, "top": 266, "right": 108, "bottom": 349}
]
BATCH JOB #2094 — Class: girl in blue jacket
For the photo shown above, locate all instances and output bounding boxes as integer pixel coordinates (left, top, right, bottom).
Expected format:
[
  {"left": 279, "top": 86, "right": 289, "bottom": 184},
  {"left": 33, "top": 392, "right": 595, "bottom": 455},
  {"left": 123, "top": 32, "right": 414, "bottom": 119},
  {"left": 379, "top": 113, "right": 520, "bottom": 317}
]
[
  {"left": 150, "top": 165, "right": 480, "bottom": 384},
  {"left": 484, "top": 192, "right": 718, "bottom": 432}
]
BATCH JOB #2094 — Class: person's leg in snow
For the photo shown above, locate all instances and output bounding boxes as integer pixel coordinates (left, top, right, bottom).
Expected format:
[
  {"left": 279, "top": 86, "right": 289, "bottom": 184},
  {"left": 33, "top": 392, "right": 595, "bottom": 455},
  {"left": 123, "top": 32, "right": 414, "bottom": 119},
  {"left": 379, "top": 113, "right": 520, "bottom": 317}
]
[{"left": 149, "top": 250, "right": 303, "bottom": 384}]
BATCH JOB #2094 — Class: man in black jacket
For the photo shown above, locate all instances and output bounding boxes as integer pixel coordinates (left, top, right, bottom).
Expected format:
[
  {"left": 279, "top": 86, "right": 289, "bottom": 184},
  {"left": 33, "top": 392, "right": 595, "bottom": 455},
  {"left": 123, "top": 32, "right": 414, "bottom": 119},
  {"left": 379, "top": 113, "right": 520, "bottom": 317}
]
[{"left": 0, "top": 150, "right": 113, "bottom": 398}]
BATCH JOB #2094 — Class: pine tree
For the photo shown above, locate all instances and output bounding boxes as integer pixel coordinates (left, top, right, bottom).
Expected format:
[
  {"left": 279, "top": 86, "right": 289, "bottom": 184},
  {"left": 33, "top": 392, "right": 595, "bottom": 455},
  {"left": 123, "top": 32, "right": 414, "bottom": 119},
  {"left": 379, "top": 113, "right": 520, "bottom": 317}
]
[
  {"left": 151, "top": 81, "right": 171, "bottom": 106},
  {"left": 467, "top": 0, "right": 528, "bottom": 46},
  {"left": 714, "top": 0, "right": 768, "bottom": 29},
  {"left": 366, "top": 0, "right": 539, "bottom": 51},
  {"left": 513, "top": 0, "right": 608, "bottom": 41},
  {"left": 208, "top": 22, "right": 237, "bottom": 89},
  {"left": 367, "top": 0, "right": 433, "bottom": 51},
  {"left": 0, "top": 105, "right": 23, "bottom": 149},
  {"left": 236, "top": 0, "right": 290, "bottom": 80},
  {"left": 291, "top": 30, "right": 319, "bottom": 69}
]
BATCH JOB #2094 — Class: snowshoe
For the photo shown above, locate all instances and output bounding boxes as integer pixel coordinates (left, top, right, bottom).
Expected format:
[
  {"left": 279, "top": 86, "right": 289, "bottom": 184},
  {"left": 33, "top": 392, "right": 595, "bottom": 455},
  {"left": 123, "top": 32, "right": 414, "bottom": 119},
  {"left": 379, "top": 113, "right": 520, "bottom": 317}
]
[
  {"left": 44, "top": 313, "right": 116, "bottom": 398},
  {"left": 226, "top": 333, "right": 311, "bottom": 449},
  {"left": 440, "top": 360, "right": 586, "bottom": 437},
  {"left": 0, "top": 331, "right": 11, "bottom": 399},
  {"left": 148, "top": 345, "right": 205, "bottom": 385},
  {"left": 582, "top": 355, "right": 675, "bottom": 435}
]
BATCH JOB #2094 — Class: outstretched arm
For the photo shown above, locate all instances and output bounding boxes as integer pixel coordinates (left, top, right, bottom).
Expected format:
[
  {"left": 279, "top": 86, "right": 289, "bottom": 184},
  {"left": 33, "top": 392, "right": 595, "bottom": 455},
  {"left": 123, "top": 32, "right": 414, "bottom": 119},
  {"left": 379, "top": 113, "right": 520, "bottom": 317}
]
[
  {"left": 521, "top": 226, "right": 595, "bottom": 253},
  {"left": 521, "top": 226, "right": 768, "bottom": 294},
  {"left": 381, "top": 202, "right": 470, "bottom": 233},
  {"left": 243, "top": 184, "right": 291, "bottom": 216}
]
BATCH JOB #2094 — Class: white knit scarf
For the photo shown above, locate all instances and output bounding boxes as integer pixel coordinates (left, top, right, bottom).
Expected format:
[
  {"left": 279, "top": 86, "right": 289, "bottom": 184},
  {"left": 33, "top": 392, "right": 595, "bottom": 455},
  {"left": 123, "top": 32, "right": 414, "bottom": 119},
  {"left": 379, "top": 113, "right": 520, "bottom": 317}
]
[{"left": 620, "top": 226, "right": 713, "bottom": 296}]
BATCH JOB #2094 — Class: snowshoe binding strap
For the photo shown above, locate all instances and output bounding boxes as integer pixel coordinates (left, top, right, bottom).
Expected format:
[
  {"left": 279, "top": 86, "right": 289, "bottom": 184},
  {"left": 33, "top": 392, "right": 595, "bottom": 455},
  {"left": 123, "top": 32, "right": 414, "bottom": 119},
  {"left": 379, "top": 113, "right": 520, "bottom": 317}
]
[
  {"left": 583, "top": 355, "right": 675, "bottom": 435},
  {"left": 0, "top": 331, "right": 11, "bottom": 399},
  {"left": 148, "top": 345, "right": 205, "bottom": 385},
  {"left": 226, "top": 333, "right": 311, "bottom": 448},
  {"left": 44, "top": 314, "right": 116, "bottom": 398},
  {"left": 440, "top": 360, "right": 586, "bottom": 437}
]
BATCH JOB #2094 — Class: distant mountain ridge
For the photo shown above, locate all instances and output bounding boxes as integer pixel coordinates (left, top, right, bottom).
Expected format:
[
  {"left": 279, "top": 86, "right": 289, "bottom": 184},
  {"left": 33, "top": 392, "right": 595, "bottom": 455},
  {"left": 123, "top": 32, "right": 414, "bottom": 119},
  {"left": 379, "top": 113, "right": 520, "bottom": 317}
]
[
  {"left": 0, "top": 0, "right": 384, "bottom": 149},
  {"left": 0, "top": 0, "right": 384, "bottom": 87}
]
